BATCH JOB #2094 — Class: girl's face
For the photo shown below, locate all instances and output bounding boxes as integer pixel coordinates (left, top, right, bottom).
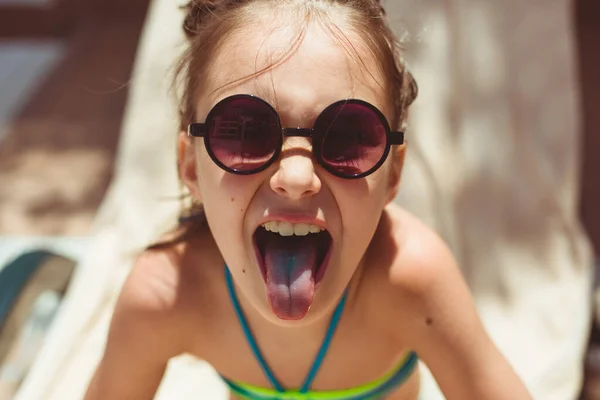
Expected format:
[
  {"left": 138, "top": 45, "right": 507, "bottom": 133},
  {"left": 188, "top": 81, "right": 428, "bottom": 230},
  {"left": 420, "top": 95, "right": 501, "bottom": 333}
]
[{"left": 180, "top": 16, "right": 403, "bottom": 325}]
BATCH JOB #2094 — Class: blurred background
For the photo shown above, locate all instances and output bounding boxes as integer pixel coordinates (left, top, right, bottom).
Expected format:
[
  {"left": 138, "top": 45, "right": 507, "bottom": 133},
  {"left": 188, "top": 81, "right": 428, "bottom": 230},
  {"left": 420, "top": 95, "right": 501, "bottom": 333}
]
[
  {"left": 0, "top": 0, "right": 598, "bottom": 399},
  {"left": 0, "top": 1, "right": 151, "bottom": 398},
  {"left": 0, "top": 0, "right": 149, "bottom": 235}
]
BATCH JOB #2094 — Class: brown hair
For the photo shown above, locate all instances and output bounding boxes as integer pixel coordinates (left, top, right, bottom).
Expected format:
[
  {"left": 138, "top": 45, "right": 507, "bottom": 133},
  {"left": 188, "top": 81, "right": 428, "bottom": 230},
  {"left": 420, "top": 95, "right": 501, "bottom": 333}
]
[{"left": 149, "top": 0, "right": 418, "bottom": 250}]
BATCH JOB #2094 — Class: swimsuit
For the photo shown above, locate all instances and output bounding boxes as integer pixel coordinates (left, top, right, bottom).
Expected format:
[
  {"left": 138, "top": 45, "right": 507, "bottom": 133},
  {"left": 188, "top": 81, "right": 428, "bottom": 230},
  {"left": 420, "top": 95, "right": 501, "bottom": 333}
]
[{"left": 221, "top": 267, "right": 418, "bottom": 400}]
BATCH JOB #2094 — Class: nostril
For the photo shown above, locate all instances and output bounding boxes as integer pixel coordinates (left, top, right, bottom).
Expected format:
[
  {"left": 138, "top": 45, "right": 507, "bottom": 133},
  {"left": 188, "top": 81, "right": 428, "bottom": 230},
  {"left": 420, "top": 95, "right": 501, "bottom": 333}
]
[{"left": 274, "top": 187, "right": 287, "bottom": 197}]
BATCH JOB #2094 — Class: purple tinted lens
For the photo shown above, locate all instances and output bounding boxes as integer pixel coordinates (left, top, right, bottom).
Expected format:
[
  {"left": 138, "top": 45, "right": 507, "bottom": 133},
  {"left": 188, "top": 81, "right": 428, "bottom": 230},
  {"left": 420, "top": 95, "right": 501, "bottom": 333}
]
[
  {"left": 207, "top": 97, "right": 280, "bottom": 172},
  {"left": 317, "top": 103, "right": 387, "bottom": 176}
]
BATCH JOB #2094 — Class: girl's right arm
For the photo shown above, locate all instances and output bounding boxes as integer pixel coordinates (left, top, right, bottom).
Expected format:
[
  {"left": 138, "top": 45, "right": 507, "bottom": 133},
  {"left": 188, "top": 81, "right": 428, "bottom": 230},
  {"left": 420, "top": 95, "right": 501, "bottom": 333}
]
[{"left": 84, "top": 253, "right": 183, "bottom": 400}]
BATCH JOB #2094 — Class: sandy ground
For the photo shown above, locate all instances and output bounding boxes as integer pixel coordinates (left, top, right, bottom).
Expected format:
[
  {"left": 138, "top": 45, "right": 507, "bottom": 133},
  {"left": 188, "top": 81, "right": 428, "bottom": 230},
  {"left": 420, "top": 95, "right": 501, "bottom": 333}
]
[{"left": 0, "top": 8, "right": 148, "bottom": 235}]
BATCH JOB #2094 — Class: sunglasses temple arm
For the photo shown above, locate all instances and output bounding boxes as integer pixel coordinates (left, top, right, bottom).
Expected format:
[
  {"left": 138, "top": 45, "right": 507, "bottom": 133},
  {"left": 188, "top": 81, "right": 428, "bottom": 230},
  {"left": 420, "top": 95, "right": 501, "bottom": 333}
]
[
  {"left": 389, "top": 131, "right": 405, "bottom": 145},
  {"left": 188, "top": 123, "right": 207, "bottom": 137}
]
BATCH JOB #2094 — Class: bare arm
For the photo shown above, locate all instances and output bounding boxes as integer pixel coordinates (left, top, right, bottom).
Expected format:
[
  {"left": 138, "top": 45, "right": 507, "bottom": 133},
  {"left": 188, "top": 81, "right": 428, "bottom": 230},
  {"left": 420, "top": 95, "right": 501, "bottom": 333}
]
[
  {"left": 392, "top": 226, "right": 532, "bottom": 400},
  {"left": 84, "top": 253, "right": 183, "bottom": 400}
]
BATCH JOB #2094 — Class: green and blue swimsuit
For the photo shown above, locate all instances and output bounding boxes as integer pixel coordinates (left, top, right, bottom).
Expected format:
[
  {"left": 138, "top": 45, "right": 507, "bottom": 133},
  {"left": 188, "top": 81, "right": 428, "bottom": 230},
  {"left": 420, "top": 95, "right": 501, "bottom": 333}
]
[{"left": 222, "top": 267, "right": 418, "bottom": 400}]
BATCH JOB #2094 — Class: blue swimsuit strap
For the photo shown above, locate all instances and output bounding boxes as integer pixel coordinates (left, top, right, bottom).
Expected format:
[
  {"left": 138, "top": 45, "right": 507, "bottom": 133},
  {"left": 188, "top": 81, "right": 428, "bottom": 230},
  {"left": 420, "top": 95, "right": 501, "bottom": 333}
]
[
  {"left": 224, "top": 266, "right": 347, "bottom": 393},
  {"left": 300, "top": 287, "right": 347, "bottom": 392}
]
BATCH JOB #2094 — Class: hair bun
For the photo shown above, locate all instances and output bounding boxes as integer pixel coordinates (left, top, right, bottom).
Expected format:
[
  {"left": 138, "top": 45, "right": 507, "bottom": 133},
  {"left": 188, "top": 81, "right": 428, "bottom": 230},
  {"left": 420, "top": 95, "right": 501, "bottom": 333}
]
[{"left": 181, "top": 1, "right": 219, "bottom": 39}]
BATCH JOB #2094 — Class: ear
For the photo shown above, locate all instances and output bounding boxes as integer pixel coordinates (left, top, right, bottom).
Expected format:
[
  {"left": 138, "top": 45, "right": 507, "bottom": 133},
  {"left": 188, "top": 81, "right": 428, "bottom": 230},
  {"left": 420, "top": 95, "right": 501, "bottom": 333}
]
[
  {"left": 384, "top": 144, "right": 406, "bottom": 205},
  {"left": 178, "top": 131, "right": 202, "bottom": 201}
]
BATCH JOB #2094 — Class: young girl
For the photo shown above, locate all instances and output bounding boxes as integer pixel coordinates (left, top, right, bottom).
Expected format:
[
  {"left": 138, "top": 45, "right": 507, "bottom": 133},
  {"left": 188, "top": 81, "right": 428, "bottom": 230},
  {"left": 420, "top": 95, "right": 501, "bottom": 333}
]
[{"left": 84, "top": 0, "right": 532, "bottom": 399}]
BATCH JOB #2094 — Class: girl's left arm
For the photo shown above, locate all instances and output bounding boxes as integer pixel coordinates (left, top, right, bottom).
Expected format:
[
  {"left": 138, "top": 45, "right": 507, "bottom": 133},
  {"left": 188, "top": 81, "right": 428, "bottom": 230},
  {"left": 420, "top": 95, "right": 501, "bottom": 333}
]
[{"left": 390, "top": 229, "right": 532, "bottom": 400}]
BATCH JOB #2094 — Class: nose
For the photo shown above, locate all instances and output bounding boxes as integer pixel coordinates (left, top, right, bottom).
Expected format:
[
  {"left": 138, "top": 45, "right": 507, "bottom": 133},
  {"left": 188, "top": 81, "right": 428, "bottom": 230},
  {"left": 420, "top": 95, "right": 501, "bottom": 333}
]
[{"left": 270, "top": 141, "right": 321, "bottom": 200}]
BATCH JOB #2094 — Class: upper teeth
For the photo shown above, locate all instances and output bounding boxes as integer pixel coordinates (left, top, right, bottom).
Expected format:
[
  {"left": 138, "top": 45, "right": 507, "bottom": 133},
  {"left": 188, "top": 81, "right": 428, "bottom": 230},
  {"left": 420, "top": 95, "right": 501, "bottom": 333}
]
[{"left": 262, "top": 221, "right": 324, "bottom": 236}]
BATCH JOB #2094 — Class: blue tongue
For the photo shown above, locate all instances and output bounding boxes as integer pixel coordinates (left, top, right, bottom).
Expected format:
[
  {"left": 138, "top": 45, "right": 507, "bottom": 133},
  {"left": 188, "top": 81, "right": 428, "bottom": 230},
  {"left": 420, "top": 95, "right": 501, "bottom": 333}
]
[{"left": 264, "top": 235, "right": 318, "bottom": 320}]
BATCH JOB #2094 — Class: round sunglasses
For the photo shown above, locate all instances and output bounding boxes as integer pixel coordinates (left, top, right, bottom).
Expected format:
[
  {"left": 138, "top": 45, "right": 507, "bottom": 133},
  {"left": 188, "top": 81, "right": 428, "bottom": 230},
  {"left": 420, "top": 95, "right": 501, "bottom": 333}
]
[{"left": 187, "top": 94, "right": 404, "bottom": 179}]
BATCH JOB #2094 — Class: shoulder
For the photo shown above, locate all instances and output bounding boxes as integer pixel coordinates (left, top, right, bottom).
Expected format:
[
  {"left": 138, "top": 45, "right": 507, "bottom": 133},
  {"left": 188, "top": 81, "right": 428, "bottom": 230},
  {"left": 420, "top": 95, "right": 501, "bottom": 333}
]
[
  {"left": 106, "top": 229, "right": 223, "bottom": 360},
  {"left": 110, "top": 247, "right": 185, "bottom": 351},
  {"left": 385, "top": 205, "right": 461, "bottom": 298},
  {"left": 118, "top": 247, "right": 183, "bottom": 318},
  {"left": 388, "top": 209, "right": 531, "bottom": 399},
  {"left": 94, "top": 247, "right": 187, "bottom": 366},
  {"left": 372, "top": 207, "right": 533, "bottom": 399},
  {"left": 119, "top": 228, "right": 221, "bottom": 319},
  {"left": 382, "top": 205, "right": 483, "bottom": 351},
  {"left": 378, "top": 205, "right": 479, "bottom": 336}
]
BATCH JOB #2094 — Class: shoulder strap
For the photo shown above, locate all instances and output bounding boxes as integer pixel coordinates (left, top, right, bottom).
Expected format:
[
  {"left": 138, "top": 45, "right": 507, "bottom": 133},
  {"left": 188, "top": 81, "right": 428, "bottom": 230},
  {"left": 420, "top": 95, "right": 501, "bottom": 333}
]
[
  {"left": 299, "top": 290, "right": 347, "bottom": 393},
  {"left": 225, "top": 267, "right": 285, "bottom": 392}
]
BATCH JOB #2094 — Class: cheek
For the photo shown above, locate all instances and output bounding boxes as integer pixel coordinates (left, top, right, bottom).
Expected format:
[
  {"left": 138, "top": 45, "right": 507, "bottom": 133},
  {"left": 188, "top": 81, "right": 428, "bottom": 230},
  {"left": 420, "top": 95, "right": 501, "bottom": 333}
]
[
  {"left": 197, "top": 149, "right": 261, "bottom": 223},
  {"left": 330, "top": 168, "right": 387, "bottom": 225},
  {"left": 338, "top": 170, "right": 389, "bottom": 210},
  {"left": 332, "top": 171, "right": 389, "bottom": 239},
  {"left": 197, "top": 163, "right": 260, "bottom": 266}
]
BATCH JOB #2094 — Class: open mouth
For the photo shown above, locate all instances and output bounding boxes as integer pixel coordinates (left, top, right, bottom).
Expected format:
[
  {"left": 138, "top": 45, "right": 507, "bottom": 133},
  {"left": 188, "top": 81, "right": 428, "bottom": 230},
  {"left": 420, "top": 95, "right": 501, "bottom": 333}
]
[{"left": 253, "top": 223, "right": 333, "bottom": 320}]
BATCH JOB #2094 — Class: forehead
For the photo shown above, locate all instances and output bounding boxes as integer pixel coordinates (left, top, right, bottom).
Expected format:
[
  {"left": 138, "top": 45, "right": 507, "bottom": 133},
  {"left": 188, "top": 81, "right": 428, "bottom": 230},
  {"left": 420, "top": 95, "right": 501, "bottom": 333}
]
[{"left": 196, "top": 15, "right": 388, "bottom": 122}]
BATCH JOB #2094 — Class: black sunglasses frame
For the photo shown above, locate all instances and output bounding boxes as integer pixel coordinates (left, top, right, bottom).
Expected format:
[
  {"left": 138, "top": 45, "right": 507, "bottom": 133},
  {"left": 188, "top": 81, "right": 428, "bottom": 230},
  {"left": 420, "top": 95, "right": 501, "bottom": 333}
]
[{"left": 187, "top": 94, "right": 404, "bottom": 179}]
